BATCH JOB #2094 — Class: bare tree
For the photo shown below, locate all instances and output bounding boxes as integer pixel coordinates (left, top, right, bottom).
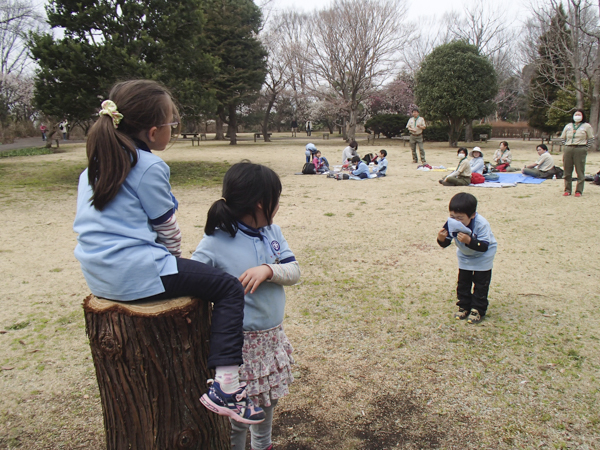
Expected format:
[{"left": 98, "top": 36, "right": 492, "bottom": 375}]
[
  {"left": 444, "top": 0, "right": 516, "bottom": 139},
  {"left": 275, "top": 10, "right": 313, "bottom": 125},
  {"left": 258, "top": 23, "right": 291, "bottom": 141},
  {"left": 527, "top": 0, "right": 600, "bottom": 144},
  {"left": 401, "top": 15, "right": 452, "bottom": 72},
  {"left": 0, "top": 0, "right": 43, "bottom": 77},
  {"left": 304, "top": 0, "right": 412, "bottom": 141}
]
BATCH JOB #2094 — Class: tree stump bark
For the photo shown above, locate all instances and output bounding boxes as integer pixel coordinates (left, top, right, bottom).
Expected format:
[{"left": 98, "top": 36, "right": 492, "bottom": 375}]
[{"left": 83, "top": 295, "right": 230, "bottom": 450}]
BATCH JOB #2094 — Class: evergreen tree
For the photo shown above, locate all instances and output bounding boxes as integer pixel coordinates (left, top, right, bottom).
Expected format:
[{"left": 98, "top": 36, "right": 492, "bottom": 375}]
[
  {"left": 202, "top": 0, "right": 267, "bottom": 145},
  {"left": 29, "top": 0, "right": 215, "bottom": 130},
  {"left": 415, "top": 41, "right": 497, "bottom": 147}
]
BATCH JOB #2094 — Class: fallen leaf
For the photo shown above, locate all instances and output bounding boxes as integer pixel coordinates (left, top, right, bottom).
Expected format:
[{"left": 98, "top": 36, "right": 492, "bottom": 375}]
[
  {"left": 27, "top": 349, "right": 40, "bottom": 354},
  {"left": 18, "top": 340, "right": 26, "bottom": 346},
  {"left": 0, "top": 330, "right": 6, "bottom": 334},
  {"left": 1, "top": 366, "right": 14, "bottom": 370}
]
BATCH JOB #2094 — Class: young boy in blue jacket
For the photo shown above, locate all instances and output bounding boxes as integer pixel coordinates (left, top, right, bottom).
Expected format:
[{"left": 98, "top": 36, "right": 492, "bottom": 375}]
[
  {"left": 351, "top": 155, "right": 370, "bottom": 179},
  {"left": 437, "top": 192, "right": 497, "bottom": 324}
]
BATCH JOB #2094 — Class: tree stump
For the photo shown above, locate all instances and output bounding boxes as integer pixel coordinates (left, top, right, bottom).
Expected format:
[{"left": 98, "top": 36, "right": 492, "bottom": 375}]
[{"left": 83, "top": 295, "right": 230, "bottom": 450}]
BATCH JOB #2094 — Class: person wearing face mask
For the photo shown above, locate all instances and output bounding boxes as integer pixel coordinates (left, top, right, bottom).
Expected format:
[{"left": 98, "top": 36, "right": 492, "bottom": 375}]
[
  {"left": 560, "top": 109, "right": 594, "bottom": 197},
  {"left": 439, "top": 148, "right": 471, "bottom": 186}
]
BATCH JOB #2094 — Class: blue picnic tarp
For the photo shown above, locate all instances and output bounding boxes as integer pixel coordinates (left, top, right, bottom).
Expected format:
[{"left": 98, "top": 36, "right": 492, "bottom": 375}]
[{"left": 490, "top": 173, "right": 547, "bottom": 184}]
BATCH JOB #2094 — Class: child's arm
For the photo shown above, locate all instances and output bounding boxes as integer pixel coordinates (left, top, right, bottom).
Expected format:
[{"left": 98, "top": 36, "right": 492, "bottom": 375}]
[
  {"left": 437, "top": 228, "right": 451, "bottom": 248},
  {"left": 152, "top": 214, "right": 182, "bottom": 257},
  {"left": 458, "top": 233, "right": 489, "bottom": 252},
  {"left": 238, "top": 261, "right": 301, "bottom": 294},
  {"left": 266, "top": 261, "right": 300, "bottom": 286}
]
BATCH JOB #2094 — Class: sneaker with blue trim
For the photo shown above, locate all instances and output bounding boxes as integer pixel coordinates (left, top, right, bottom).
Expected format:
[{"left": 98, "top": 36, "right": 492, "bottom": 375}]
[{"left": 200, "top": 379, "right": 266, "bottom": 424}]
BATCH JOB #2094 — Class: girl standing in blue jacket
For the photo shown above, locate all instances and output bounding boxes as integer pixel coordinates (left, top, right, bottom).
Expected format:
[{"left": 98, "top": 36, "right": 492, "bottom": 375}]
[{"left": 193, "top": 162, "right": 299, "bottom": 450}]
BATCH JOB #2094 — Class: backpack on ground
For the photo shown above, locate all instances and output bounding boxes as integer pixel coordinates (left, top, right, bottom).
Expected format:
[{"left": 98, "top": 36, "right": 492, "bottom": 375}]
[
  {"left": 553, "top": 166, "right": 564, "bottom": 179},
  {"left": 302, "top": 162, "right": 316, "bottom": 174},
  {"left": 470, "top": 173, "right": 485, "bottom": 184}
]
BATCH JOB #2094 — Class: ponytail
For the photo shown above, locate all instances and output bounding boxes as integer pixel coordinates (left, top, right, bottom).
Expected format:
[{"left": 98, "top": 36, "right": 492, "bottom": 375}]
[
  {"left": 86, "top": 80, "right": 177, "bottom": 210},
  {"left": 205, "top": 199, "right": 239, "bottom": 237},
  {"left": 205, "top": 161, "right": 282, "bottom": 237},
  {"left": 87, "top": 116, "right": 137, "bottom": 210}
]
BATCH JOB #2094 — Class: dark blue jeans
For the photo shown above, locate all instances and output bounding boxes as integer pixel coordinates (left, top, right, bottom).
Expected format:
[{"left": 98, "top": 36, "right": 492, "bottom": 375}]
[{"left": 142, "top": 258, "right": 245, "bottom": 368}]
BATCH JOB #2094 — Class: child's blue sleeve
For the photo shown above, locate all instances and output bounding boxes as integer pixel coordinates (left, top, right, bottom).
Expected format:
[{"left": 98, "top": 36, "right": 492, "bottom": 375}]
[
  {"left": 138, "top": 162, "right": 176, "bottom": 222},
  {"left": 268, "top": 225, "right": 295, "bottom": 264},
  {"left": 191, "top": 235, "right": 218, "bottom": 267}
]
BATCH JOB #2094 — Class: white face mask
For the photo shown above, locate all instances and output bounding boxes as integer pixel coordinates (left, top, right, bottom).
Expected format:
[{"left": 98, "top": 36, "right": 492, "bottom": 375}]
[
  {"left": 458, "top": 153, "right": 466, "bottom": 159},
  {"left": 573, "top": 114, "right": 583, "bottom": 123}
]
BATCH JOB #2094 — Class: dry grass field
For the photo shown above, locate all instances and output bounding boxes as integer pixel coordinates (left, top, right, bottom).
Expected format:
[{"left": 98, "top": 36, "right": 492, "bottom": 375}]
[{"left": 1, "top": 133, "right": 599, "bottom": 449}]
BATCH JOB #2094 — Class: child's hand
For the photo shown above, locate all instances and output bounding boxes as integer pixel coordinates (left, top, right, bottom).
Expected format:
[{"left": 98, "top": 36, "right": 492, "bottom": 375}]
[
  {"left": 457, "top": 232, "right": 471, "bottom": 244},
  {"left": 437, "top": 229, "right": 448, "bottom": 241},
  {"left": 239, "top": 265, "right": 273, "bottom": 294}
]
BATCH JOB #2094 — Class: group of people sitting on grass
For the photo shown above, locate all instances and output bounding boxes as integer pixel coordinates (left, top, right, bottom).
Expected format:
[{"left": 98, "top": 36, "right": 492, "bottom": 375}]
[
  {"left": 439, "top": 141, "right": 561, "bottom": 186},
  {"left": 304, "top": 141, "right": 388, "bottom": 178}
]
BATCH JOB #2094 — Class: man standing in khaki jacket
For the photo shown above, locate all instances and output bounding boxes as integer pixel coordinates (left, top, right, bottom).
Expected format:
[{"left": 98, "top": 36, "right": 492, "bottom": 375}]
[{"left": 407, "top": 107, "right": 427, "bottom": 164}]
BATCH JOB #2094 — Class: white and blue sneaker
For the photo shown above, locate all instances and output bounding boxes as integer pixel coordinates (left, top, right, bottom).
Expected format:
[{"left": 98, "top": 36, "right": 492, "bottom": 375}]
[{"left": 200, "top": 379, "right": 266, "bottom": 424}]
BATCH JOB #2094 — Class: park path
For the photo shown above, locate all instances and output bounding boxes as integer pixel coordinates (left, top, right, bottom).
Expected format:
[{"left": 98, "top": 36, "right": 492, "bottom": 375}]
[{"left": 0, "top": 136, "right": 85, "bottom": 153}]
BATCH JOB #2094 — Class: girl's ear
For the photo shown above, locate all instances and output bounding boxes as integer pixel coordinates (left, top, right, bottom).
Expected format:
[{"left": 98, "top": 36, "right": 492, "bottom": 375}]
[{"left": 147, "top": 126, "right": 159, "bottom": 143}]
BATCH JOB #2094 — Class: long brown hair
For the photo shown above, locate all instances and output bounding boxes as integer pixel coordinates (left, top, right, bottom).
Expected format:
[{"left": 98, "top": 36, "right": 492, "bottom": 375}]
[{"left": 86, "top": 80, "right": 177, "bottom": 210}]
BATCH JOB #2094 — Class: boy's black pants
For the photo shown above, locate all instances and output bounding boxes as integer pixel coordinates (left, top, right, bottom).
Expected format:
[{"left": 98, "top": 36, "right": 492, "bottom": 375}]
[{"left": 456, "top": 269, "right": 492, "bottom": 316}]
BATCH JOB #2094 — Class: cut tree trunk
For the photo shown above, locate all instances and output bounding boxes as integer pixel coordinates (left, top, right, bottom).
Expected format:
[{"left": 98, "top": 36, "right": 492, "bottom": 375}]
[{"left": 83, "top": 295, "right": 230, "bottom": 450}]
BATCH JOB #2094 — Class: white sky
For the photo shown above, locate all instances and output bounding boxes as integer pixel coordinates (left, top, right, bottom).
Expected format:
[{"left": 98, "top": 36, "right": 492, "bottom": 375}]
[{"left": 270, "top": 0, "right": 533, "bottom": 25}]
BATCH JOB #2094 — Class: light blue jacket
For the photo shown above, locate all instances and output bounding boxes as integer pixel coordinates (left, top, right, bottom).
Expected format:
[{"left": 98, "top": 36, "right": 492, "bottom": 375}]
[
  {"left": 352, "top": 161, "right": 370, "bottom": 178},
  {"left": 445, "top": 214, "right": 497, "bottom": 271},
  {"left": 73, "top": 149, "right": 178, "bottom": 300},
  {"left": 192, "top": 223, "right": 296, "bottom": 331}
]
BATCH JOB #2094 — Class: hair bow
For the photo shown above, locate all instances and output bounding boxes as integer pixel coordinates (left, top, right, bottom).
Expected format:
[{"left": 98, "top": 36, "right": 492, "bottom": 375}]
[{"left": 99, "top": 100, "right": 123, "bottom": 129}]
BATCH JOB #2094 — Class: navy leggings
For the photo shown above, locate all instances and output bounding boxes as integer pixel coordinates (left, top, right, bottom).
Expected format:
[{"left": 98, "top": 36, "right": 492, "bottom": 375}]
[{"left": 142, "top": 258, "right": 245, "bottom": 368}]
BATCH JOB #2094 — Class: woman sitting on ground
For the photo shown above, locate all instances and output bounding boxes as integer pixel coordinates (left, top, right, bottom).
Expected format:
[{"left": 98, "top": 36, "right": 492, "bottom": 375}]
[
  {"left": 440, "top": 148, "right": 471, "bottom": 186},
  {"left": 491, "top": 141, "right": 515, "bottom": 172},
  {"left": 342, "top": 140, "right": 359, "bottom": 163},
  {"left": 522, "top": 144, "right": 555, "bottom": 178},
  {"left": 469, "top": 147, "right": 484, "bottom": 174}
]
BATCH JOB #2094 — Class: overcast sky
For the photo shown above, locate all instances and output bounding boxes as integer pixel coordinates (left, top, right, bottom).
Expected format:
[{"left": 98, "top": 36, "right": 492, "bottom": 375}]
[{"left": 270, "top": 0, "right": 534, "bottom": 25}]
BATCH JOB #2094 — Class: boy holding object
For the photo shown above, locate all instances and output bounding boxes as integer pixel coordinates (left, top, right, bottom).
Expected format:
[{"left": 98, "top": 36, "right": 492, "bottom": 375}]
[{"left": 436, "top": 193, "right": 497, "bottom": 324}]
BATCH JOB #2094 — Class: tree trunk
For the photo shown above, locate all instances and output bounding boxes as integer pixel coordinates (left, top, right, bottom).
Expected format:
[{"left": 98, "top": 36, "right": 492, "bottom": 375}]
[
  {"left": 465, "top": 121, "right": 474, "bottom": 142},
  {"left": 448, "top": 117, "right": 462, "bottom": 147},
  {"left": 83, "top": 295, "right": 230, "bottom": 450},
  {"left": 228, "top": 103, "right": 237, "bottom": 145},
  {"left": 347, "top": 108, "right": 357, "bottom": 142},
  {"left": 215, "top": 115, "right": 225, "bottom": 141},
  {"left": 262, "top": 96, "right": 275, "bottom": 142},
  {"left": 342, "top": 117, "right": 348, "bottom": 141}
]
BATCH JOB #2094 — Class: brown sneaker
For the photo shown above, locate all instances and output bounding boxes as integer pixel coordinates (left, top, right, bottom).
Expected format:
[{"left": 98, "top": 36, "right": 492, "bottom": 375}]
[
  {"left": 454, "top": 308, "right": 469, "bottom": 320},
  {"left": 467, "top": 309, "right": 483, "bottom": 324}
]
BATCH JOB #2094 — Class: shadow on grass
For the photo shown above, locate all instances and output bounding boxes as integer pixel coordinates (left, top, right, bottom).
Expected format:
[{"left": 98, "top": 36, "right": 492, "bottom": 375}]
[{"left": 273, "top": 391, "right": 457, "bottom": 449}]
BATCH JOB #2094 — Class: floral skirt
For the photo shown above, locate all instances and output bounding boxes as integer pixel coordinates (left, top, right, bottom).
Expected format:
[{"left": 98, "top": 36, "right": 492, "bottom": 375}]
[{"left": 239, "top": 323, "right": 294, "bottom": 407}]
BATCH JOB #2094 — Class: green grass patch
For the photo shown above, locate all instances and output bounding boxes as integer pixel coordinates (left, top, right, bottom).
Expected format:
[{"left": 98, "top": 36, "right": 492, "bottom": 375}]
[
  {"left": 0, "top": 160, "right": 86, "bottom": 191},
  {"left": 0, "top": 159, "right": 229, "bottom": 193},
  {"left": 0, "top": 147, "right": 54, "bottom": 158},
  {"left": 164, "top": 161, "right": 230, "bottom": 188},
  {"left": 6, "top": 320, "right": 30, "bottom": 330}
]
